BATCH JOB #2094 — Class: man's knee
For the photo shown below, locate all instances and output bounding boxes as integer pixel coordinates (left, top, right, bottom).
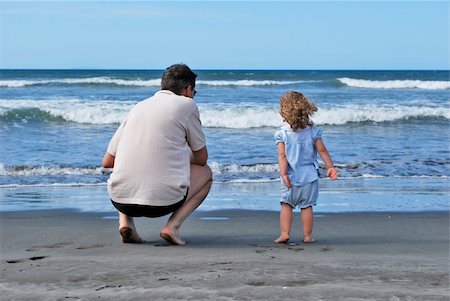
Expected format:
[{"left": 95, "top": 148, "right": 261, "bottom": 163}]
[
  {"left": 191, "top": 164, "right": 213, "bottom": 184},
  {"left": 200, "top": 165, "right": 213, "bottom": 188},
  {"left": 204, "top": 164, "right": 212, "bottom": 181}
]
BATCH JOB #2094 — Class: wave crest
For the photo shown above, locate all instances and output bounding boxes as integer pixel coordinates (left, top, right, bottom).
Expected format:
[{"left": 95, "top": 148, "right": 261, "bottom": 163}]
[
  {"left": 0, "top": 77, "right": 161, "bottom": 88},
  {"left": 314, "top": 105, "right": 450, "bottom": 125},
  {"left": 338, "top": 77, "right": 450, "bottom": 90},
  {"left": 0, "top": 98, "right": 134, "bottom": 125},
  {"left": 1, "top": 99, "right": 449, "bottom": 127}
]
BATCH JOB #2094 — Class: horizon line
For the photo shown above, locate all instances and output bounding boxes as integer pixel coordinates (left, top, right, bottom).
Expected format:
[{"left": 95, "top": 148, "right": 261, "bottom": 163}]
[{"left": 1, "top": 68, "right": 449, "bottom": 72}]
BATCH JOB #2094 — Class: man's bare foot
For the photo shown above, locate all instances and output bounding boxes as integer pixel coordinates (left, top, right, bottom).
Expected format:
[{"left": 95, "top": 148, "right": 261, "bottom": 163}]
[
  {"left": 160, "top": 228, "right": 186, "bottom": 245},
  {"left": 119, "top": 227, "right": 144, "bottom": 244},
  {"left": 274, "top": 234, "right": 290, "bottom": 244}
]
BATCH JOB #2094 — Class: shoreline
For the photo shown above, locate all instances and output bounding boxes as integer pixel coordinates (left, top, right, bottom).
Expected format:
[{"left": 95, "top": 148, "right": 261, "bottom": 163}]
[
  {"left": 1, "top": 209, "right": 449, "bottom": 300},
  {"left": 1, "top": 177, "right": 449, "bottom": 213}
]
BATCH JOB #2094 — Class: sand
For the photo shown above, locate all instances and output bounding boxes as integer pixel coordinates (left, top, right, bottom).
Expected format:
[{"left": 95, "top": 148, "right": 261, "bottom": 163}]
[{"left": 0, "top": 209, "right": 449, "bottom": 300}]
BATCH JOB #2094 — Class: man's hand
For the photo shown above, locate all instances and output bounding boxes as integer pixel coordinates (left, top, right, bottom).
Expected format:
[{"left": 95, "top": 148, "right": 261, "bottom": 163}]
[{"left": 102, "top": 152, "right": 115, "bottom": 168}]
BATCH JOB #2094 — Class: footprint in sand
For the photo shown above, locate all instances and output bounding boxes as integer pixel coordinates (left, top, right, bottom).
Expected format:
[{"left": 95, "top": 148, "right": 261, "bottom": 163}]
[
  {"left": 26, "top": 242, "right": 72, "bottom": 252},
  {"left": 320, "top": 246, "right": 333, "bottom": 252},
  {"left": 288, "top": 247, "right": 304, "bottom": 252},
  {"left": 255, "top": 249, "right": 267, "bottom": 254},
  {"left": 76, "top": 243, "right": 106, "bottom": 250},
  {"left": 6, "top": 256, "right": 47, "bottom": 264}
]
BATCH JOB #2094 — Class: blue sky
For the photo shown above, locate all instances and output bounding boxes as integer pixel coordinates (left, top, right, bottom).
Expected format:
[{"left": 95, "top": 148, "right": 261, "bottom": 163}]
[{"left": 0, "top": 1, "right": 448, "bottom": 70}]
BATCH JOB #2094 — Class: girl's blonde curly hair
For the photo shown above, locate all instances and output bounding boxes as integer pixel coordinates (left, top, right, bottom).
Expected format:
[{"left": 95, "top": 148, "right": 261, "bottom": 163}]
[{"left": 279, "top": 91, "right": 317, "bottom": 131}]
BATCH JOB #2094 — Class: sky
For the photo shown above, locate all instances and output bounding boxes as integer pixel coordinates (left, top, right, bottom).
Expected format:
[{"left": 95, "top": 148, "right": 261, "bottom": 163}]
[{"left": 0, "top": 1, "right": 448, "bottom": 70}]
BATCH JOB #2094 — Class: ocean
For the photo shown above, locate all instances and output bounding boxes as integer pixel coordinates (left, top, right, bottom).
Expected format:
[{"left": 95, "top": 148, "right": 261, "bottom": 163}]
[{"left": 1, "top": 69, "right": 449, "bottom": 212}]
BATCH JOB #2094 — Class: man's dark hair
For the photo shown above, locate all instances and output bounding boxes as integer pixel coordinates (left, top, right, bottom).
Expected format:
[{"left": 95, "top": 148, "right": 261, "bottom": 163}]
[{"left": 161, "top": 64, "right": 197, "bottom": 95}]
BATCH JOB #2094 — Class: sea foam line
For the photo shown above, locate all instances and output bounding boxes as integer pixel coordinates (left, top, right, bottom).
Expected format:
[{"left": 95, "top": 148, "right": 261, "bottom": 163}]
[
  {"left": 1, "top": 175, "right": 448, "bottom": 189},
  {"left": 338, "top": 77, "right": 450, "bottom": 90},
  {"left": 2, "top": 163, "right": 449, "bottom": 179},
  {"left": 0, "top": 165, "right": 106, "bottom": 176},
  {"left": 0, "top": 162, "right": 279, "bottom": 177}
]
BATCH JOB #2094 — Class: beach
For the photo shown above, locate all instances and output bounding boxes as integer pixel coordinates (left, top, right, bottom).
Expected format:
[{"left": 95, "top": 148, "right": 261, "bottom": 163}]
[
  {"left": 1, "top": 207, "right": 448, "bottom": 300},
  {"left": 1, "top": 0, "right": 449, "bottom": 298}
]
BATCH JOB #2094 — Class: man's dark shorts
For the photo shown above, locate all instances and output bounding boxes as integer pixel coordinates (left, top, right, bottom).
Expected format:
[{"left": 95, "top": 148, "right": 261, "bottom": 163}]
[{"left": 111, "top": 189, "right": 188, "bottom": 218}]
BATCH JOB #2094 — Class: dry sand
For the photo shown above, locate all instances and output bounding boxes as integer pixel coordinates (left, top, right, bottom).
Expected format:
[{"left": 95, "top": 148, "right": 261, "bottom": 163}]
[{"left": 1, "top": 209, "right": 449, "bottom": 300}]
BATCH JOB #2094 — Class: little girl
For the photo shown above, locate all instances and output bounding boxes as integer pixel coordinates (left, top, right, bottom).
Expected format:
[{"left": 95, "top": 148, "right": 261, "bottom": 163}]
[{"left": 274, "top": 91, "right": 338, "bottom": 244}]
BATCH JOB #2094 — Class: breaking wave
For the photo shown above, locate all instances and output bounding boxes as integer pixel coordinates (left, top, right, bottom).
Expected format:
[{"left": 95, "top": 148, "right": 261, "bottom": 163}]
[
  {"left": 1, "top": 98, "right": 449, "bottom": 127},
  {"left": 338, "top": 77, "right": 450, "bottom": 90}
]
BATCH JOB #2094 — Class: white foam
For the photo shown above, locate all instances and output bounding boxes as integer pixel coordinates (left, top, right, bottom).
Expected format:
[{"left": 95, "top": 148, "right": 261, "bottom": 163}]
[
  {"left": 338, "top": 77, "right": 450, "bottom": 90},
  {"left": 0, "top": 183, "right": 107, "bottom": 188},
  {"left": 225, "top": 178, "right": 279, "bottom": 184},
  {"left": 0, "top": 80, "right": 31, "bottom": 88},
  {"left": 361, "top": 173, "right": 385, "bottom": 178},
  {"left": 0, "top": 77, "right": 161, "bottom": 88},
  {"left": 209, "top": 162, "right": 279, "bottom": 174},
  {"left": 0, "top": 98, "right": 133, "bottom": 125},
  {"left": 315, "top": 105, "right": 450, "bottom": 125},
  {"left": 200, "top": 106, "right": 282, "bottom": 128},
  {"left": 0, "top": 162, "right": 278, "bottom": 178},
  {"left": 1, "top": 98, "right": 449, "bottom": 127},
  {"left": 200, "top": 104, "right": 450, "bottom": 128},
  {"left": 0, "top": 165, "right": 105, "bottom": 177}
]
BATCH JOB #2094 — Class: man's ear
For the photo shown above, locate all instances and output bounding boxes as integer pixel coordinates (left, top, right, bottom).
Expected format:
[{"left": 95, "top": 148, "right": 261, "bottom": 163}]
[{"left": 181, "top": 87, "right": 189, "bottom": 97}]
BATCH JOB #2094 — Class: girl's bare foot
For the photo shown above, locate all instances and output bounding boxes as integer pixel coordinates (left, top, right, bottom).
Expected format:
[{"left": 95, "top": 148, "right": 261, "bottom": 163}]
[
  {"left": 303, "top": 235, "right": 315, "bottom": 243},
  {"left": 274, "top": 234, "right": 290, "bottom": 243},
  {"left": 119, "top": 227, "right": 144, "bottom": 244},
  {"left": 160, "top": 227, "right": 186, "bottom": 245}
]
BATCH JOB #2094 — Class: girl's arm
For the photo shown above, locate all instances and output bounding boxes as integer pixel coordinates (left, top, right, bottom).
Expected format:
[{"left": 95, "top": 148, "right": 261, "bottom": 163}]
[
  {"left": 277, "top": 143, "right": 292, "bottom": 188},
  {"left": 315, "top": 139, "right": 338, "bottom": 180}
]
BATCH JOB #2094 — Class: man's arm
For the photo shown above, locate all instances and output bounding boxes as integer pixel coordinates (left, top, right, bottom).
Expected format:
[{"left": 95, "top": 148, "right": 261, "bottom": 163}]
[
  {"left": 102, "top": 152, "right": 115, "bottom": 168},
  {"left": 191, "top": 146, "right": 208, "bottom": 166}
]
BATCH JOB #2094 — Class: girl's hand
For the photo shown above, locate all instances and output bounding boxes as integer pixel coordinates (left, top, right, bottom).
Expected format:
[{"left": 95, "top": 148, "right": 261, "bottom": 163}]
[
  {"left": 327, "top": 167, "right": 339, "bottom": 180},
  {"left": 282, "top": 174, "right": 292, "bottom": 188}
]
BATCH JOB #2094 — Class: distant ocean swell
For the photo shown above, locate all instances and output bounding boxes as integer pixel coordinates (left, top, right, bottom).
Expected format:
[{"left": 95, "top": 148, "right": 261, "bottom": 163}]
[
  {"left": 1, "top": 99, "right": 449, "bottom": 127},
  {"left": 1, "top": 77, "right": 449, "bottom": 89},
  {"left": 0, "top": 78, "right": 307, "bottom": 88}
]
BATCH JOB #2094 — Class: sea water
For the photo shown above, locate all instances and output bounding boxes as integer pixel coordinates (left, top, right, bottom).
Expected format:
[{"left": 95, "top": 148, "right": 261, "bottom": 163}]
[{"left": 0, "top": 70, "right": 449, "bottom": 212}]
